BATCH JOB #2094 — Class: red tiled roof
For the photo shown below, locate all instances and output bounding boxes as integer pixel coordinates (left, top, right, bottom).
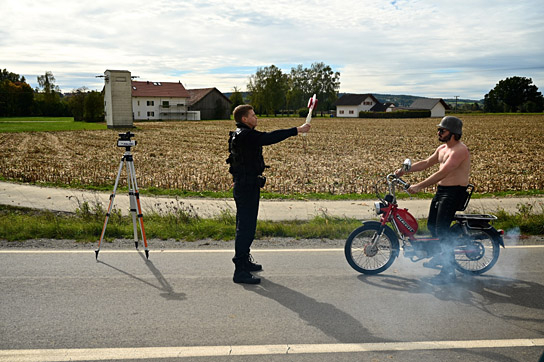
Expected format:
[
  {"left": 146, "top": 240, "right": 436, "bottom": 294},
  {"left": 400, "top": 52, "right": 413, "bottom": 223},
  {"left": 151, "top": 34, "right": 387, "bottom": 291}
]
[{"left": 131, "top": 81, "right": 190, "bottom": 98}]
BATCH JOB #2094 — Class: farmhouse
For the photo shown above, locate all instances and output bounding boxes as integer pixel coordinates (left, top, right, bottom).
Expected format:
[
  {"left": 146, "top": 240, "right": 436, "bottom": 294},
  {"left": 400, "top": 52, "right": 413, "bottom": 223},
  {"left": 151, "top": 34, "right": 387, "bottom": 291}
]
[
  {"left": 131, "top": 80, "right": 200, "bottom": 121},
  {"left": 335, "top": 94, "right": 382, "bottom": 117},
  {"left": 187, "top": 88, "right": 231, "bottom": 120},
  {"left": 409, "top": 98, "right": 450, "bottom": 118}
]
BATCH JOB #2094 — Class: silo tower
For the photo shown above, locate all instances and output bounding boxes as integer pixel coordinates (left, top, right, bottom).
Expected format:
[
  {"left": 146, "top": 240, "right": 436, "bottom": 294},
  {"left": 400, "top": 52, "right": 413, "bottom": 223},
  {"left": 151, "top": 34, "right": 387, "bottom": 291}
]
[{"left": 103, "top": 70, "right": 134, "bottom": 128}]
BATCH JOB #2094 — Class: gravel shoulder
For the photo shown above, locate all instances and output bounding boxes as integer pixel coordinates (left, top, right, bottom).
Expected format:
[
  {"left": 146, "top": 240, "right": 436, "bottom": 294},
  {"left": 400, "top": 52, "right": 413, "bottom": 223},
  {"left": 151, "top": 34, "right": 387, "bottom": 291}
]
[{"left": 1, "top": 235, "right": 542, "bottom": 250}]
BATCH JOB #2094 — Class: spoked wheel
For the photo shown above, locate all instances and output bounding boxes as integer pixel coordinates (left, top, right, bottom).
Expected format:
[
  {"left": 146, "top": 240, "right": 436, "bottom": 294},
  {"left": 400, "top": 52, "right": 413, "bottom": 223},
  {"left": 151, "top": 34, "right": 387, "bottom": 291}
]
[
  {"left": 452, "top": 228, "right": 501, "bottom": 275},
  {"left": 344, "top": 223, "right": 399, "bottom": 274}
]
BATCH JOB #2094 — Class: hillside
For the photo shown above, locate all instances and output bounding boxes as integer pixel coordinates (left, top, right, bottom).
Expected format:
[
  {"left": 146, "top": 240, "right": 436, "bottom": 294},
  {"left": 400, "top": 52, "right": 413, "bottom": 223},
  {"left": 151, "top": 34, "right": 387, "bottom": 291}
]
[{"left": 222, "top": 92, "right": 482, "bottom": 108}]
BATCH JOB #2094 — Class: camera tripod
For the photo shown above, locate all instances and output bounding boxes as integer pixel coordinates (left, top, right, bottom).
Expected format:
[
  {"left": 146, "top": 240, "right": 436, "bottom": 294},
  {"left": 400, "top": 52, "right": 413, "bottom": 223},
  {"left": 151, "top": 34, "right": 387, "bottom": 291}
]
[{"left": 95, "top": 132, "right": 149, "bottom": 260}]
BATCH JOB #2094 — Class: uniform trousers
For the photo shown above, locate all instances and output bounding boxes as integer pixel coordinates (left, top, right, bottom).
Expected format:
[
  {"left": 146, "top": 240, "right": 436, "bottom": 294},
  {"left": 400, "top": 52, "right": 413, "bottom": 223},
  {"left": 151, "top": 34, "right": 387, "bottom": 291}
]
[{"left": 233, "top": 174, "right": 260, "bottom": 257}]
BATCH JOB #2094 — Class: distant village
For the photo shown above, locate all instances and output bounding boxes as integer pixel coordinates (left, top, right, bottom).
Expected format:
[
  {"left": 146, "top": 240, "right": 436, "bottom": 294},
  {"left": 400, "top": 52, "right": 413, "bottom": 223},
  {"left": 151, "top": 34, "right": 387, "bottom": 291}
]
[{"left": 103, "top": 69, "right": 471, "bottom": 128}]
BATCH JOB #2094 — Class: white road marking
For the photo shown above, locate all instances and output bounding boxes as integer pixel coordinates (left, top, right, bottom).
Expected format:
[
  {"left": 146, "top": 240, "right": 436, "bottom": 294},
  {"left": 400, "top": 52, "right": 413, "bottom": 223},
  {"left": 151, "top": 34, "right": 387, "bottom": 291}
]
[
  {"left": 2, "top": 338, "right": 543, "bottom": 361},
  {"left": 0, "top": 244, "right": 542, "bottom": 254}
]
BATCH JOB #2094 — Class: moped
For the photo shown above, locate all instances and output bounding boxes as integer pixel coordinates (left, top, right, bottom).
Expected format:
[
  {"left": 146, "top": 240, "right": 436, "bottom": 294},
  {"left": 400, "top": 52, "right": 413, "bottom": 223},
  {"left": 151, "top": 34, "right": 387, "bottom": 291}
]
[{"left": 344, "top": 159, "right": 505, "bottom": 275}]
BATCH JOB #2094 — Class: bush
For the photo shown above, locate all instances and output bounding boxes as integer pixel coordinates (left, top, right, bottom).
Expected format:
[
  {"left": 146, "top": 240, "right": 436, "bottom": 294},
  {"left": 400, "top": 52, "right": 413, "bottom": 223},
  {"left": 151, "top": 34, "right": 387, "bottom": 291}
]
[{"left": 298, "top": 107, "right": 309, "bottom": 117}]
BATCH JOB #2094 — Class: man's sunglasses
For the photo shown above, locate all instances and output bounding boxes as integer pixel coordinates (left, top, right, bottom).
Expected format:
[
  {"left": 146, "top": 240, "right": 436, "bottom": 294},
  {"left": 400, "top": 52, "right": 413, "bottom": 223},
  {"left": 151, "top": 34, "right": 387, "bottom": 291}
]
[{"left": 438, "top": 128, "right": 447, "bottom": 134}]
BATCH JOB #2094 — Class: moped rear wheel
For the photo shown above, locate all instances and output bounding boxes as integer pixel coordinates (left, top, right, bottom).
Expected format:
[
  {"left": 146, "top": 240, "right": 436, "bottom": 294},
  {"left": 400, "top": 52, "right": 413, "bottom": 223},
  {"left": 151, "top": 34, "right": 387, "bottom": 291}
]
[
  {"left": 452, "top": 227, "right": 501, "bottom": 275},
  {"left": 345, "top": 223, "right": 399, "bottom": 274}
]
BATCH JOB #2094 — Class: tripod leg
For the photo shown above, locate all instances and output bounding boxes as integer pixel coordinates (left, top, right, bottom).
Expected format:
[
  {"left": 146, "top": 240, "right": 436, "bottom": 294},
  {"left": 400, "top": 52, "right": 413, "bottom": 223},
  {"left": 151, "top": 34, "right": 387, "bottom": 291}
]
[
  {"left": 96, "top": 157, "right": 124, "bottom": 260},
  {"left": 126, "top": 158, "right": 139, "bottom": 250},
  {"left": 128, "top": 159, "right": 149, "bottom": 259}
]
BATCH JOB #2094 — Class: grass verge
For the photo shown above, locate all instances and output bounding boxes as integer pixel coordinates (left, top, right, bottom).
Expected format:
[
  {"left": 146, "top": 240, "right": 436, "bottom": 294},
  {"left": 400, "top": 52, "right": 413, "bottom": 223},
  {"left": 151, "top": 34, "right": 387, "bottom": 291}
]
[{"left": 1, "top": 202, "right": 542, "bottom": 243}]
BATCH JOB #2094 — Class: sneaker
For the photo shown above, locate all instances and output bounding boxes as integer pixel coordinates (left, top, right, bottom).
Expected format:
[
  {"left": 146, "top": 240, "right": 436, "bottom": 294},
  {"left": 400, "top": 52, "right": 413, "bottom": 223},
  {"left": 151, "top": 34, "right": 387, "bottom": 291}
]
[{"left": 233, "top": 270, "right": 261, "bottom": 284}]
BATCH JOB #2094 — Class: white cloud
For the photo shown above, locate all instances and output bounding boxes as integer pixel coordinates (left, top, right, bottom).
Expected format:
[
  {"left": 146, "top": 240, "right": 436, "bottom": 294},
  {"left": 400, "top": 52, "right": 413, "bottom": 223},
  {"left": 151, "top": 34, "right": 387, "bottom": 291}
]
[{"left": 1, "top": 0, "right": 543, "bottom": 99}]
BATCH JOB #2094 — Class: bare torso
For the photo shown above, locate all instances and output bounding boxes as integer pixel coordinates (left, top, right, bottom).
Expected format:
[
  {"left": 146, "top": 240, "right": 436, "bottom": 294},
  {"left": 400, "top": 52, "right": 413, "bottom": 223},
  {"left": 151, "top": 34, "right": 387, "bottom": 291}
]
[{"left": 437, "top": 142, "right": 470, "bottom": 186}]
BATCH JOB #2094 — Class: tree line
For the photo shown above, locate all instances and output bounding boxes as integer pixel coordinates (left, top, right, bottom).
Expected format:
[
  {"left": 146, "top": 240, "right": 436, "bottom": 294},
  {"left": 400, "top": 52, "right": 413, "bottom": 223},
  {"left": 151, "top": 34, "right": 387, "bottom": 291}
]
[
  {"left": 2, "top": 67, "right": 543, "bottom": 120},
  {"left": 230, "top": 62, "right": 341, "bottom": 116},
  {"left": 0, "top": 69, "right": 103, "bottom": 121},
  {"left": 483, "top": 76, "right": 544, "bottom": 113}
]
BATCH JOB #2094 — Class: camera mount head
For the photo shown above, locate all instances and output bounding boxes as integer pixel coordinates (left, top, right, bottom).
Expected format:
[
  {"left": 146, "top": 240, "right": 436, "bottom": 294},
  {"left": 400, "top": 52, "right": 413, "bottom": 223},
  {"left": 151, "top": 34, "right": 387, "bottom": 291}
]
[{"left": 117, "top": 131, "right": 137, "bottom": 150}]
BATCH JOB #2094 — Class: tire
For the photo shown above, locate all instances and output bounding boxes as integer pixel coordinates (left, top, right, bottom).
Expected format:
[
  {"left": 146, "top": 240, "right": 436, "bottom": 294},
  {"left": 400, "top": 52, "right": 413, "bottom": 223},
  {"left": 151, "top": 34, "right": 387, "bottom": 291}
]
[
  {"left": 451, "top": 225, "right": 501, "bottom": 275},
  {"left": 344, "top": 222, "right": 399, "bottom": 274}
]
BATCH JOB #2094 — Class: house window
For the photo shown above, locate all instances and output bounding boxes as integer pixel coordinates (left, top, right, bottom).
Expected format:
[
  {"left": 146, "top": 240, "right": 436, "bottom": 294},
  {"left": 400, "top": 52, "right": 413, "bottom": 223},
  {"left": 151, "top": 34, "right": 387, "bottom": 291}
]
[
  {"left": 147, "top": 100, "right": 154, "bottom": 106},
  {"left": 137, "top": 100, "right": 140, "bottom": 106},
  {"left": 138, "top": 111, "right": 140, "bottom": 117},
  {"left": 147, "top": 111, "right": 154, "bottom": 117},
  {"left": 349, "top": 110, "right": 354, "bottom": 114},
  {"left": 339, "top": 110, "right": 344, "bottom": 114},
  {"left": 162, "top": 101, "right": 170, "bottom": 107}
]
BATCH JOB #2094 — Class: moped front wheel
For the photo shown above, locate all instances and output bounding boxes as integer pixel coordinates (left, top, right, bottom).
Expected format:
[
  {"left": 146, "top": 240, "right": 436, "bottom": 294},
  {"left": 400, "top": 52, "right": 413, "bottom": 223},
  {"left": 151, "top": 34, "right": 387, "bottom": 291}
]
[
  {"left": 452, "top": 227, "right": 501, "bottom": 275},
  {"left": 345, "top": 223, "right": 399, "bottom": 274}
]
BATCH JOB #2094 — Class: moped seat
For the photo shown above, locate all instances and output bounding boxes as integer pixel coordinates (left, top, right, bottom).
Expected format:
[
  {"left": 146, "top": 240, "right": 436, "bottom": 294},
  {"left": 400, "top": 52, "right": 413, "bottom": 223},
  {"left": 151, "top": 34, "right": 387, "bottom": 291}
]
[{"left": 454, "top": 213, "right": 497, "bottom": 229}]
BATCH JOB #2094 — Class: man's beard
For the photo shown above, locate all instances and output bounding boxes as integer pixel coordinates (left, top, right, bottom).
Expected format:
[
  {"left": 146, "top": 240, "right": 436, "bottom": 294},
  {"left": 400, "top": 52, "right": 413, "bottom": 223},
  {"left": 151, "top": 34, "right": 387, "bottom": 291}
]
[{"left": 439, "top": 133, "right": 452, "bottom": 142}]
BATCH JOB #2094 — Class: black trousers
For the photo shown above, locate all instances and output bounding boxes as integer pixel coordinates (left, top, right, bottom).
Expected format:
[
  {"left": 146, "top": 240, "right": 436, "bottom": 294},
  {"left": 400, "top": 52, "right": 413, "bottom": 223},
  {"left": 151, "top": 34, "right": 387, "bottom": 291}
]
[
  {"left": 233, "top": 174, "right": 261, "bottom": 257},
  {"left": 427, "top": 185, "right": 467, "bottom": 270},
  {"left": 428, "top": 185, "right": 467, "bottom": 238}
]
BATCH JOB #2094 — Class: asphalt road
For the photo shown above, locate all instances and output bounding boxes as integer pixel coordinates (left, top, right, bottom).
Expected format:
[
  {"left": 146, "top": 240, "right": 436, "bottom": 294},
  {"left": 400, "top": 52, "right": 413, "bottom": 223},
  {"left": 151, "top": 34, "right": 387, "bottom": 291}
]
[{"left": 1, "top": 245, "right": 543, "bottom": 361}]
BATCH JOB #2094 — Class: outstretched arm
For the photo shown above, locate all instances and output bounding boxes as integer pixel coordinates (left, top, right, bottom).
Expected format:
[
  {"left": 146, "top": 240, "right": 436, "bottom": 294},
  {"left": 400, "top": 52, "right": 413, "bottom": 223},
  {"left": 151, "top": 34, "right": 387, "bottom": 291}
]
[
  {"left": 408, "top": 147, "right": 468, "bottom": 193},
  {"left": 395, "top": 146, "right": 441, "bottom": 177}
]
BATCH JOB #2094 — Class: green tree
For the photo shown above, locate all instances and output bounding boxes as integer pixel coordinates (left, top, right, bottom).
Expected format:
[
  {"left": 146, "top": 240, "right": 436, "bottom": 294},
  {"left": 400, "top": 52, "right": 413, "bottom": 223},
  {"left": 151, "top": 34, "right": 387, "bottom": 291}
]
[
  {"left": 308, "top": 62, "right": 340, "bottom": 115},
  {"left": 484, "top": 76, "right": 544, "bottom": 112},
  {"left": 0, "top": 69, "right": 33, "bottom": 116},
  {"left": 0, "top": 79, "right": 34, "bottom": 116},
  {"left": 35, "top": 71, "right": 63, "bottom": 116},
  {"left": 247, "top": 62, "right": 341, "bottom": 116},
  {"left": 247, "top": 68, "right": 266, "bottom": 114},
  {"left": 83, "top": 91, "right": 104, "bottom": 122},
  {"left": 68, "top": 87, "right": 88, "bottom": 121},
  {"left": 248, "top": 65, "right": 288, "bottom": 115},
  {"left": 229, "top": 86, "right": 244, "bottom": 112},
  {"left": 263, "top": 65, "right": 288, "bottom": 115},
  {"left": 1, "top": 68, "right": 26, "bottom": 83},
  {"left": 287, "top": 65, "right": 310, "bottom": 112}
]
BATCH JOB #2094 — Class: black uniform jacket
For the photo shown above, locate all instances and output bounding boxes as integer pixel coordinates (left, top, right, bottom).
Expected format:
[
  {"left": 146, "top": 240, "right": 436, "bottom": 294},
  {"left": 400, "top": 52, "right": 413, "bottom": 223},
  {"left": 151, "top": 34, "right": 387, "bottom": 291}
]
[{"left": 228, "top": 122, "right": 297, "bottom": 176}]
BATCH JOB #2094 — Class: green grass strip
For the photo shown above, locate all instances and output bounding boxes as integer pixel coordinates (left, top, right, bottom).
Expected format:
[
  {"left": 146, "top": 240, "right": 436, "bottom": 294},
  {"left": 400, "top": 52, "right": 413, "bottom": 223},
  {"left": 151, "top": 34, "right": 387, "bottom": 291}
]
[
  {"left": 1, "top": 203, "right": 542, "bottom": 243},
  {"left": 0, "top": 117, "right": 106, "bottom": 132}
]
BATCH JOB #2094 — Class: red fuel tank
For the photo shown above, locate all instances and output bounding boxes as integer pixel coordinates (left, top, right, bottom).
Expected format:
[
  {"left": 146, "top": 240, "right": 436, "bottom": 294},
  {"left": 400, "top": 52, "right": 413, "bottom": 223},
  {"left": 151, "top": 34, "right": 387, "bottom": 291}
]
[{"left": 394, "top": 208, "right": 418, "bottom": 237}]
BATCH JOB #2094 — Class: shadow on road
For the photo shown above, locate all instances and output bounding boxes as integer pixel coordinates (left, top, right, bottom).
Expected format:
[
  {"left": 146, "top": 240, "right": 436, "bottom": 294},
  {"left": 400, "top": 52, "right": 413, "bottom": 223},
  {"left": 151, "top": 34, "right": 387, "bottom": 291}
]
[
  {"left": 357, "top": 273, "right": 544, "bottom": 332},
  {"left": 96, "top": 251, "right": 186, "bottom": 301},
  {"left": 244, "top": 278, "right": 390, "bottom": 344}
]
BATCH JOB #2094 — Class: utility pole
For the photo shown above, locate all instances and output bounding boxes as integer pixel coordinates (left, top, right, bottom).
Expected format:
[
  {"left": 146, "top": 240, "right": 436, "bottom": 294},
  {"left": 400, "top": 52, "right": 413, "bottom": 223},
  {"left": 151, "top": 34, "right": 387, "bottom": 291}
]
[{"left": 454, "top": 96, "right": 459, "bottom": 110}]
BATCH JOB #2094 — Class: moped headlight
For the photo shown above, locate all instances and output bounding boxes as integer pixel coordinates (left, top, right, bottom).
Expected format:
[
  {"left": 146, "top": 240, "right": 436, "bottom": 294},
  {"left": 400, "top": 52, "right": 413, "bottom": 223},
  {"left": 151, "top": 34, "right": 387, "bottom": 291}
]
[{"left": 374, "top": 201, "right": 384, "bottom": 215}]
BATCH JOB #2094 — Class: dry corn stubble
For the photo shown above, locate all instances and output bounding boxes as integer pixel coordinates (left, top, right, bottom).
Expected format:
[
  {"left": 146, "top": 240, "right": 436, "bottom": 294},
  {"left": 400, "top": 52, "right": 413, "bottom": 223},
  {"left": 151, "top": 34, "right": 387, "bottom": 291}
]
[{"left": 0, "top": 114, "right": 542, "bottom": 195}]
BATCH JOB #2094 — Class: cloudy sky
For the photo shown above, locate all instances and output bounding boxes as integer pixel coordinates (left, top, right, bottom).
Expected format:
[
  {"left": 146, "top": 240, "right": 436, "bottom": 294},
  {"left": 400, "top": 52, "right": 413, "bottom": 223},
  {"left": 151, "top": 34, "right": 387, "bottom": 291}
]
[{"left": 2, "top": 0, "right": 543, "bottom": 99}]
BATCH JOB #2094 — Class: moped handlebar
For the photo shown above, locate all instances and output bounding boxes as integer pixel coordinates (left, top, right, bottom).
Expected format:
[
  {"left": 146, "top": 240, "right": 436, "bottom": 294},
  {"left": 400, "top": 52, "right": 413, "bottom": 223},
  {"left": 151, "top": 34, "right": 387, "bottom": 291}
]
[{"left": 386, "top": 174, "right": 410, "bottom": 190}]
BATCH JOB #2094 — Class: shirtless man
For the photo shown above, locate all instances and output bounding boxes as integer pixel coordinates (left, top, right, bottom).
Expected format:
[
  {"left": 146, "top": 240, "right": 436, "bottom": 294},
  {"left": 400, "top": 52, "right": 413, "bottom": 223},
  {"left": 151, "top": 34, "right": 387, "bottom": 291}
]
[{"left": 395, "top": 116, "right": 470, "bottom": 284}]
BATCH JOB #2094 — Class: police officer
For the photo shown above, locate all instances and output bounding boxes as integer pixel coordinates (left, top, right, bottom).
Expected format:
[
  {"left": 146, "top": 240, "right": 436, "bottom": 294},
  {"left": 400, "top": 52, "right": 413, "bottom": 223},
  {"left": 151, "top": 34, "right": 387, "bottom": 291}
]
[{"left": 226, "top": 104, "right": 311, "bottom": 284}]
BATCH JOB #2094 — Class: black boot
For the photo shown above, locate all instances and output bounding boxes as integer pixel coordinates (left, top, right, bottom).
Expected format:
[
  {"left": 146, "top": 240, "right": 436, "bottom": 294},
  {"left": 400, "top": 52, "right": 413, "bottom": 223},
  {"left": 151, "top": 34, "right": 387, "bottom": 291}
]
[
  {"left": 232, "top": 255, "right": 261, "bottom": 284},
  {"left": 430, "top": 268, "right": 456, "bottom": 285},
  {"left": 423, "top": 253, "right": 444, "bottom": 269},
  {"left": 246, "top": 254, "right": 262, "bottom": 272}
]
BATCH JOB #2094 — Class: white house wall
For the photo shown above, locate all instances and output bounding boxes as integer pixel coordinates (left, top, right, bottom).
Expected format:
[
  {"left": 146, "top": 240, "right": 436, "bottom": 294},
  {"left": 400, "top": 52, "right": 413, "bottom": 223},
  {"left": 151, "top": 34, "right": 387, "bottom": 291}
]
[
  {"left": 431, "top": 104, "right": 446, "bottom": 117},
  {"left": 336, "top": 96, "right": 377, "bottom": 117},
  {"left": 132, "top": 97, "right": 188, "bottom": 120},
  {"left": 336, "top": 106, "right": 359, "bottom": 117}
]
